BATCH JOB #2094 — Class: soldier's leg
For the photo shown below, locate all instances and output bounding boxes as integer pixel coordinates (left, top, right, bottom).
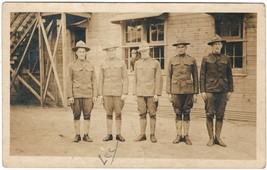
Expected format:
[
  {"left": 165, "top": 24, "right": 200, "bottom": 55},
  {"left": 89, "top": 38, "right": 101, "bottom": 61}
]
[
  {"left": 214, "top": 92, "right": 228, "bottom": 147},
  {"left": 82, "top": 98, "right": 94, "bottom": 142},
  {"left": 114, "top": 96, "right": 125, "bottom": 142},
  {"left": 147, "top": 97, "right": 158, "bottom": 143},
  {"left": 103, "top": 96, "right": 114, "bottom": 141},
  {"left": 172, "top": 94, "right": 183, "bottom": 144},
  {"left": 135, "top": 97, "right": 147, "bottom": 141},
  {"left": 205, "top": 93, "right": 215, "bottom": 146},
  {"left": 73, "top": 98, "right": 82, "bottom": 142},
  {"left": 183, "top": 94, "right": 194, "bottom": 145}
]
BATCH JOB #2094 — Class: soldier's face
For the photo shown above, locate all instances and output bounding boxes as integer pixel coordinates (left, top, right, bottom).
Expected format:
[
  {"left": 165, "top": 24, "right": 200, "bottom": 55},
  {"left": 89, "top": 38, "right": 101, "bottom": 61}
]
[
  {"left": 212, "top": 42, "right": 223, "bottom": 53},
  {"left": 141, "top": 49, "right": 150, "bottom": 58},
  {"left": 107, "top": 48, "right": 116, "bottom": 59},
  {"left": 131, "top": 53, "right": 136, "bottom": 58},
  {"left": 76, "top": 48, "right": 86, "bottom": 60},
  {"left": 176, "top": 45, "right": 187, "bottom": 55}
]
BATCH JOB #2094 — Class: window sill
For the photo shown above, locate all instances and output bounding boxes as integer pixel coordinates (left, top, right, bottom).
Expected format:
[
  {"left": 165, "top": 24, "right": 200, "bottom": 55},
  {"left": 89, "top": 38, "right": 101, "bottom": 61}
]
[{"left": 232, "top": 69, "right": 247, "bottom": 77}]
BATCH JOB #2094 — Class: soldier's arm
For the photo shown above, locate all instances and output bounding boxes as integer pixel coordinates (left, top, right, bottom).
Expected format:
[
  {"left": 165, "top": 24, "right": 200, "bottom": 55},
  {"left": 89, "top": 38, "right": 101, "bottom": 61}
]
[
  {"left": 133, "top": 62, "right": 137, "bottom": 95},
  {"left": 67, "top": 63, "right": 73, "bottom": 98},
  {"left": 192, "top": 59, "right": 199, "bottom": 94},
  {"left": 121, "top": 62, "right": 129, "bottom": 95},
  {"left": 92, "top": 66, "right": 98, "bottom": 97},
  {"left": 155, "top": 61, "right": 163, "bottom": 96},
  {"left": 227, "top": 57, "right": 234, "bottom": 92},
  {"left": 199, "top": 57, "right": 206, "bottom": 93},
  {"left": 98, "top": 64, "right": 104, "bottom": 96},
  {"left": 166, "top": 59, "right": 172, "bottom": 94}
]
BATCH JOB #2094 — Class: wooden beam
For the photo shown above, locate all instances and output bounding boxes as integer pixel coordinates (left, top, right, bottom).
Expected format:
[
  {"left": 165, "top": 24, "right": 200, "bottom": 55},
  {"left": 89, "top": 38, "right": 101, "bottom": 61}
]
[
  {"left": 10, "top": 68, "right": 41, "bottom": 101},
  {"left": 10, "top": 12, "right": 21, "bottom": 27},
  {"left": 31, "top": 57, "right": 39, "bottom": 74},
  {"left": 38, "top": 13, "right": 44, "bottom": 106},
  {"left": 10, "top": 13, "right": 29, "bottom": 39},
  {"left": 43, "top": 23, "right": 62, "bottom": 103},
  {"left": 66, "top": 12, "right": 91, "bottom": 19},
  {"left": 26, "top": 69, "right": 55, "bottom": 101},
  {"left": 38, "top": 13, "right": 65, "bottom": 106},
  {"left": 10, "top": 21, "right": 38, "bottom": 88},
  {"left": 11, "top": 18, "right": 37, "bottom": 56},
  {"left": 61, "top": 12, "right": 68, "bottom": 107}
]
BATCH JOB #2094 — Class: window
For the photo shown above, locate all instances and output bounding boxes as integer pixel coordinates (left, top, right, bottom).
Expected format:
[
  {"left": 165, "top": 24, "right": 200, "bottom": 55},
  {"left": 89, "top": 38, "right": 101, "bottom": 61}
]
[
  {"left": 214, "top": 14, "right": 245, "bottom": 70},
  {"left": 123, "top": 18, "right": 165, "bottom": 71},
  {"left": 150, "top": 46, "right": 164, "bottom": 69}
]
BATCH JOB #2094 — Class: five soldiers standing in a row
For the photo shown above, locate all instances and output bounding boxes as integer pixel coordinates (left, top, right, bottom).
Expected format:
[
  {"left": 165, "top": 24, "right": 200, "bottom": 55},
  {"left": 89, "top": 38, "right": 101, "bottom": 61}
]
[{"left": 67, "top": 34, "right": 233, "bottom": 147}]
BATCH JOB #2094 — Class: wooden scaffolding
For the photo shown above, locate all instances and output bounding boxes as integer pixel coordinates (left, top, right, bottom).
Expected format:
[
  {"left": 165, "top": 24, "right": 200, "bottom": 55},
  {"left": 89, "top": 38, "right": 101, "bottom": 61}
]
[{"left": 10, "top": 12, "right": 90, "bottom": 107}]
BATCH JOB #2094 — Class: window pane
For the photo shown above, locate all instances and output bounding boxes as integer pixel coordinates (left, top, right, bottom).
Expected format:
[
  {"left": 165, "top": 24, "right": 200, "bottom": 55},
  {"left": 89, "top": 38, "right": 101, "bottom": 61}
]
[
  {"left": 231, "top": 18, "right": 240, "bottom": 36},
  {"left": 125, "top": 21, "right": 142, "bottom": 43},
  {"left": 150, "top": 46, "right": 164, "bottom": 69},
  {"left": 221, "top": 20, "right": 231, "bottom": 37},
  {"left": 226, "top": 43, "right": 233, "bottom": 56},
  {"left": 151, "top": 30, "right": 157, "bottom": 41},
  {"left": 149, "top": 19, "right": 164, "bottom": 42},
  {"left": 235, "top": 56, "right": 243, "bottom": 68},
  {"left": 234, "top": 42, "right": 243, "bottom": 56}
]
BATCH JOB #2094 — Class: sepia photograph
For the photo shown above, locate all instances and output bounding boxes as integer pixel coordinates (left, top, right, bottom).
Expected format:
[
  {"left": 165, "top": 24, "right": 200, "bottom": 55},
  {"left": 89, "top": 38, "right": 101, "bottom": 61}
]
[{"left": 2, "top": 2, "right": 266, "bottom": 168}]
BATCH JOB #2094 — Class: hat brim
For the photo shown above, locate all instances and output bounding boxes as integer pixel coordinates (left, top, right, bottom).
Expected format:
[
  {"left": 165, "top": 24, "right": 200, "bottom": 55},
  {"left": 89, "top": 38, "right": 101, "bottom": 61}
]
[
  {"left": 102, "top": 46, "right": 119, "bottom": 51},
  {"left": 207, "top": 40, "right": 226, "bottom": 46},
  {"left": 72, "top": 47, "right": 90, "bottom": 52},
  {"left": 172, "top": 42, "right": 191, "bottom": 46},
  {"left": 137, "top": 47, "right": 152, "bottom": 52}
]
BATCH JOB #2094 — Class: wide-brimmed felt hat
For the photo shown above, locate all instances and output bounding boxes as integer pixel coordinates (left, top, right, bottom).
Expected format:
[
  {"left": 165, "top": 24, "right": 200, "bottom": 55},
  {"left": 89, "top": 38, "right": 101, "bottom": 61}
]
[
  {"left": 207, "top": 34, "right": 226, "bottom": 45},
  {"left": 72, "top": 40, "right": 90, "bottom": 52},
  {"left": 137, "top": 41, "right": 152, "bottom": 52},
  {"left": 102, "top": 43, "right": 120, "bottom": 51},
  {"left": 172, "top": 38, "right": 190, "bottom": 46},
  {"left": 131, "top": 49, "right": 137, "bottom": 54}
]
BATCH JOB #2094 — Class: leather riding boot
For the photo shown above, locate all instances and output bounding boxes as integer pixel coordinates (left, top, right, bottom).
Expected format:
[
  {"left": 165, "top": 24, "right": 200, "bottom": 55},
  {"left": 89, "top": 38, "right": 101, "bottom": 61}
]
[
  {"left": 150, "top": 118, "right": 157, "bottom": 143},
  {"left": 206, "top": 118, "right": 214, "bottom": 146},
  {"left": 173, "top": 120, "right": 182, "bottom": 144},
  {"left": 215, "top": 119, "right": 226, "bottom": 147},
  {"left": 135, "top": 119, "right": 147, "bottom": 141},
  {"left": 183, "top": 121, "right": 192, "bottom": 145}
]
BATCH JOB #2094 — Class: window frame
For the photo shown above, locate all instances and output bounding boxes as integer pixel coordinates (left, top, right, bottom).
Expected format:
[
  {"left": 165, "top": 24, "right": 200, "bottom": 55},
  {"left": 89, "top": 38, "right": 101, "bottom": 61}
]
[
  {"left": 214, "top": 14, "right": 247, "bottom": 76},
  {"left": 121, "top": 18, "right": 167, "bottom": 73}
]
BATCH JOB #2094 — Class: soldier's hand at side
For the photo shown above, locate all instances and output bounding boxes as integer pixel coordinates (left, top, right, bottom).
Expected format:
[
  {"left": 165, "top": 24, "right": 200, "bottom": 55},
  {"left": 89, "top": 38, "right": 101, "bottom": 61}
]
[
  {"left": 193, "top": 94, "right": 198, "bottom": 103},
  {"left": 153, "top": 95, "right": 158, "bottom": 102},
  {"left": 168, "top": 94, "right": 172, "bottom": 103},
  {"left": 121, "top": 94, "right": 127, "bottom": 101},
  {"left": 227, "top": 92, "right": 232, "bottom": 101},
  {"left": 99, "top": 96, "right": 104, "bottom": 104},
  {"left": 93, "top": 97, "right": 98, "bottom": 103},
  {"left": 201, "top": 92, "right": 207, "bottom": 101},
  {"left": 68, "top": 97, "right": 74, "bottom": 105}
]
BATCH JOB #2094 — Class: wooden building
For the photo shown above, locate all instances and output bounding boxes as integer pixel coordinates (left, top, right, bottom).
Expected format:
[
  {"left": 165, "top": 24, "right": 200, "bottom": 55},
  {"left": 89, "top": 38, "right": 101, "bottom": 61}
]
[{"left": 10, "top": 12, "right": 257, "bottom": 122}]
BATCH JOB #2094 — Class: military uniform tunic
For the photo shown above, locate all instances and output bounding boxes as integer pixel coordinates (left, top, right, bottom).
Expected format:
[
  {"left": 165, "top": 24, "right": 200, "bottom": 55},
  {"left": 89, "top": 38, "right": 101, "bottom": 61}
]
[
  {"left": 98, "top": 58, "right": 129, "bottom": 118},
  {"left": 67, "top": 59, "right": 97, "bottom": 120},
  {"left": 166, "top": 54, "right": 199, "bottom": 121},
  {"left": 200, "top": 53, "right": 234, "bottom": 119},
  {"left": 133, "top": 58, "right": 163, "bottom": 117}
]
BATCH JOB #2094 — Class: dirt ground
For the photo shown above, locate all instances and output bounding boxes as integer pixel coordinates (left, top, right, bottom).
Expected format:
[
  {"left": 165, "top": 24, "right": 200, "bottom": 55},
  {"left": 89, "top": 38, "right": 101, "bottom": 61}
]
[{"left": 10, "top": 103, "right": 256, "bottom": 162}]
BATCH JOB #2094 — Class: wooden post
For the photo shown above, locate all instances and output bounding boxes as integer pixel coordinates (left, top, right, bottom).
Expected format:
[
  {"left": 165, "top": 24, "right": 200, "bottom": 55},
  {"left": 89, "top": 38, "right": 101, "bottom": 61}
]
[
  {"left": 38, "top": 13, "right": 65, "bottom": 106},
  {"left": 43, "top": 23, "right": 62, "bottom": 103},
  {"left": 61, "top": 13, "right": 68, "bottom": 108},
  {"left": 38, "top": 13, "right": 44, "bottom": 106}
]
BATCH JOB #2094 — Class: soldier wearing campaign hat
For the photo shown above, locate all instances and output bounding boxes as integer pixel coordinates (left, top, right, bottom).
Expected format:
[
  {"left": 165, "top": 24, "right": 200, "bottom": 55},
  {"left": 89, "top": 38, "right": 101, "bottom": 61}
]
[
  {"left": 67, "top": 40, "right": 98, "bottom": 143},
  {"left": 166, "top": 38, "right": 199, "bottom": 145},
  {"left": 200, "top": 34, "right": 234, "bottom": 147},
  {"left": 98, "top": 43, "right": 129, "bottom": 142},
  {"left": 133, "top": 41, "right": 163, "bottom": 143}
]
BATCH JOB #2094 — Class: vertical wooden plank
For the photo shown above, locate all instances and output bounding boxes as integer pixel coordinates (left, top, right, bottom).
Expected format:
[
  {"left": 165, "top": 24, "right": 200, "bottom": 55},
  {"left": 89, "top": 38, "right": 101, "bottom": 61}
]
[
  {"left": 38, "top": 13, "right": 44, "bottom": 106},
  {"left": 61, "top": 13, "right": 67, "bottom": 107}
]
